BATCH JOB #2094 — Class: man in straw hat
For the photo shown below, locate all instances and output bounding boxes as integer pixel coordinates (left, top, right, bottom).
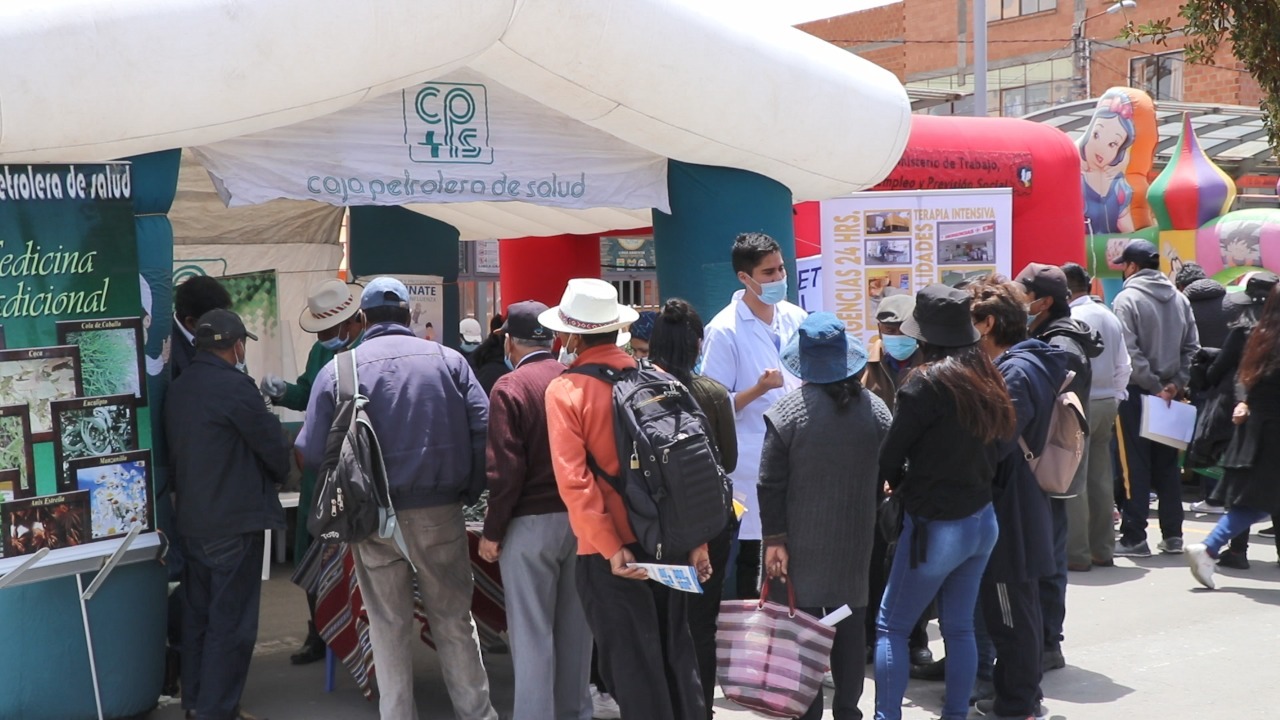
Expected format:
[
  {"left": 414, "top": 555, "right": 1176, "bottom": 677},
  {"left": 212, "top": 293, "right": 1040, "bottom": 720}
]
[
  {"left": 167, "top": 309, "right": 287, "bottom": 720},
  {"left": 543, "top": 278, "right": 710, "bottom": 720},
  {"left": 259, "top": 278, "right": 365, "bottom": 665},
  {"left": 295, "top": 277, "right": 496, "bottom": 720}
]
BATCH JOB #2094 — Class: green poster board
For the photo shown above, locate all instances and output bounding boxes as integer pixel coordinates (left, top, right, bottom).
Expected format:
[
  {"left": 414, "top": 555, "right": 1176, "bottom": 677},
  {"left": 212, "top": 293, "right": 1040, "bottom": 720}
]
[{"left": 0, "top": 164, "right": 145, "bottom": 500}]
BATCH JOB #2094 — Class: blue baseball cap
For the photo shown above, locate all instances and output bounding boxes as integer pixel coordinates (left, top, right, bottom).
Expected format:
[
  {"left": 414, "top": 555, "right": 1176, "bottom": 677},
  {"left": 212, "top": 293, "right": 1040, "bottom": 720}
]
[{"left": 360, "top": 277, "right": 410, "bottom": 310}]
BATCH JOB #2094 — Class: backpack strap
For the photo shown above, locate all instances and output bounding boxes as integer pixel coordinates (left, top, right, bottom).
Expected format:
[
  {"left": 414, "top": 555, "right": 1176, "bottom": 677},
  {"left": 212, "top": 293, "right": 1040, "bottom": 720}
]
[
  {"left": 565, "top": 363, "right": 629, "bottom": 496},
  {"left": 335, "top": 348, "right": 357, "bottom": 404},
  {"left": 335, "top": 348, "right": 418, "bottom": 573},
  {"left": 566, "top": 362, "right": 625, "bottom": 384}
]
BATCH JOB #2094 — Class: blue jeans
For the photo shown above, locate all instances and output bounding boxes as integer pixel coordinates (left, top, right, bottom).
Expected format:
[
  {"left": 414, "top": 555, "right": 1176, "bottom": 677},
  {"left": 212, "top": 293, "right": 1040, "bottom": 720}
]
[
  {"left": 875, "top": 504, "right": 999, "bottom": 720},
  {"left": 1204, "top": 507, "right": 1271, "bottom": 556}
]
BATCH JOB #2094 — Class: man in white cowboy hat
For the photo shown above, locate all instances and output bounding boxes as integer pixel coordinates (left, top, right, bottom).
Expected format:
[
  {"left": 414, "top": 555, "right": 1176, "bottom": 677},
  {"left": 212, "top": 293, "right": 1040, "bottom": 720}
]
[
  {"left": 543, "top": 278, "right": 709, "bottom": 720},
  {"left": 258, "top": 278, "right": 365, "bottom": 665},
  {"left": 295, "top": 277, "right": 496, "bottom": 720}
]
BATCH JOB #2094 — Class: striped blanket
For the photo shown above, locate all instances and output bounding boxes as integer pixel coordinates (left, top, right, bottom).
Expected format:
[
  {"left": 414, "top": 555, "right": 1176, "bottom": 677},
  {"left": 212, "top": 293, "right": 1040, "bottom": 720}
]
[{"left": 298, "top": 525, "right": 508, "bottom": 699}]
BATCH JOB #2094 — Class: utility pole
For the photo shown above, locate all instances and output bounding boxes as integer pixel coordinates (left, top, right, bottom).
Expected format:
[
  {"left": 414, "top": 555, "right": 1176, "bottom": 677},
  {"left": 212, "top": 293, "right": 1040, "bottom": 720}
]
[{"left": 974, "top": 0, "right": 987, "bottom": 116}]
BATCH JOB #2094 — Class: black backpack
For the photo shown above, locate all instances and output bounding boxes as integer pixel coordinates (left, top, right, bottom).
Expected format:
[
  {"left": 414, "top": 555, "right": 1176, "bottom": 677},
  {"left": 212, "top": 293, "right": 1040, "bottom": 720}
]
[
  {"left": 308, "top": 350, "right": 410, "bottom": 562},
  {"left": 570, "top": 359, "right": 732, "bottom": 560}
]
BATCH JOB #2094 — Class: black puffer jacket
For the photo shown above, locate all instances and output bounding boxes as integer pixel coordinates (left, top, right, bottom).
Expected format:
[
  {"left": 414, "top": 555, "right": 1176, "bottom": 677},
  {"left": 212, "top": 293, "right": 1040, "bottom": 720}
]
[{"left": 1184, "top": 279, "right": 1230, "bottom": 349}]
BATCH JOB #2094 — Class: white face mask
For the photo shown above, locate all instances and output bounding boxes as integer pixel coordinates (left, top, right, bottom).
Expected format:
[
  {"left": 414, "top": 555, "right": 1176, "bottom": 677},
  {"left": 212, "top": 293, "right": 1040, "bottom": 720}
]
[{"left": 234, "top": 342, "right": 247, "bottom": 374}]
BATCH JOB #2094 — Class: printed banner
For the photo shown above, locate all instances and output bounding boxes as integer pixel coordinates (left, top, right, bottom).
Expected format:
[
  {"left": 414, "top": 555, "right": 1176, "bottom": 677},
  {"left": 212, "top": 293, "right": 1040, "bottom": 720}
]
[
  {"left": 192, "top": 69, "right": 669, "bottom": 212},
  {"left": 796, "top": 255, "right": 822, "bottom": 313},
  {"left": 820, "top": 189, "right": 1013, "bottom": 344},
  {"left": 0, "top": 163, "right": 147, "bottom": 503},
  {"left": 876, "top": 149, "right": 1034, "bottom": 197}
]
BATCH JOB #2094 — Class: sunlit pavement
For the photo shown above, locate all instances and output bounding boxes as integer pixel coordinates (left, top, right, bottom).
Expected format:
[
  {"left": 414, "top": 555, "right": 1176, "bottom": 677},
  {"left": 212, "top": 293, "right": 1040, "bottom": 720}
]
[{"left": 145, "top": 510, "right": 1280, "bottom": 719}]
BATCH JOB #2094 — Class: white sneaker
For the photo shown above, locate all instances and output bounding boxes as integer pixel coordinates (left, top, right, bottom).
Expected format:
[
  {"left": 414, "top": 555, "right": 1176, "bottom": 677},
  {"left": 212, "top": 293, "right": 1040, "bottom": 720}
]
[
  {"left": 1190, "top": 500, "right": 1226, "bottom": 515},
  {"left": 590, "top": 685, "right": 621, "bottom": 720},
  {"left": 1187, "top": 543, "right": 1217, "bottom": 590},
  {"left": 822, "top": 669, "right": 835, "bottom": 688}
]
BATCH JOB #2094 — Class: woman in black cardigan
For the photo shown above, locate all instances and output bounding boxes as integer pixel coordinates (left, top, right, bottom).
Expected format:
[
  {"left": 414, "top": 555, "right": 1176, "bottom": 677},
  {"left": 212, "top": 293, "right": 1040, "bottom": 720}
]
[
  {"left": 1188, "top": 285, "right": 1280, "bottom": 589},
  {"left": 648, "top": 298, "right": 737, "bottom": 720}
]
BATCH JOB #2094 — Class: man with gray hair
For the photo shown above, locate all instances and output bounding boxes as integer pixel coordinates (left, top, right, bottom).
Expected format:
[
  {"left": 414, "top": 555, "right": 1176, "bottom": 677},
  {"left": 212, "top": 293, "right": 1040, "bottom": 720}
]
[{"left": 479, "top": 300, "right": 592, "bottom": 720}]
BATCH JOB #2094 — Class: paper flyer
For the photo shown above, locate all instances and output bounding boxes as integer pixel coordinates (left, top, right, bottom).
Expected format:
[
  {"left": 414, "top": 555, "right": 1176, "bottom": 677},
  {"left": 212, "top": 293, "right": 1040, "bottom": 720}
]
[{"left": 629, "top": 563, "right": 704, "bottom": 594}]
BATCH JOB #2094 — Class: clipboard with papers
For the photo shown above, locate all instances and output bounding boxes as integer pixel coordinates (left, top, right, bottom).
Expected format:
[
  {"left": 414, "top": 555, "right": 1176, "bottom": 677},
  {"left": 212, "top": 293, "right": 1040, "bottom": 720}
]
[{"left": 1139, "top": 395, "right": 1198, "bottom": 449}]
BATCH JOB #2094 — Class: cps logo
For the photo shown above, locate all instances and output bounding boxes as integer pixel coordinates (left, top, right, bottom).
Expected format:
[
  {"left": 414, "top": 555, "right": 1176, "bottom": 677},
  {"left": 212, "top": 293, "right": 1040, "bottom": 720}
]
[{"left": 403, "top": 83, "right": 493, "bottom": 164}]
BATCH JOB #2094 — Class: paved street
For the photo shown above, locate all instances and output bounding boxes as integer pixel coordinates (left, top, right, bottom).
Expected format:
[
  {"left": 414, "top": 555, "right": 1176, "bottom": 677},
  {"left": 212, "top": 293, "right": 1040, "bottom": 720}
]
[{"left": 148, "top": 510, "right": 1280, "bottom": 719}]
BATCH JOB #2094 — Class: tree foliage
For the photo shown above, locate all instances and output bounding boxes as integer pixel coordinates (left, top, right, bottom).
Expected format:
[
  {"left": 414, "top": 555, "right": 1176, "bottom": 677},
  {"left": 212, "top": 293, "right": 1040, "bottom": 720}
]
[{"left": 1120, "top": 1, "right": 1280, "bottom": 155}]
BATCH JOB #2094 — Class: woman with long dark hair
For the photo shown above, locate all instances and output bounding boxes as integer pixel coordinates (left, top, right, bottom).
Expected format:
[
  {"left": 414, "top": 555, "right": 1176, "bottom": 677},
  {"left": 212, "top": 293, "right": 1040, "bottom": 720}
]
[
  {"left": 758, "top": 312, "right": 890, "bottom": 720},
  {"left": 875, "top": 285, "right": 1014, "bottom": 720},
  {"left": 648, "top": 298, "right": 736, "bottom": 719},
  {"left": 1188, "top": 285, "right": 1280, "bottom": 589}
]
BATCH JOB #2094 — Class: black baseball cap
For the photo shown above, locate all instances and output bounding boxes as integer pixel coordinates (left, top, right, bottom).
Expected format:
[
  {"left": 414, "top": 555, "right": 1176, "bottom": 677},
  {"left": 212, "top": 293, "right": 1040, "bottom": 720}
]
[
  {"left": 195, "top": 308, "right": 257, "bottom": 350},
  {"left": 501, "top": 300, "right": 552, "bottom": 342},
  {"left": 1120, "top": 239, "right": 1160, "bottom": 268},
  {"left": 1016, "top": 263, "right": 1070, "bottom": 305}
]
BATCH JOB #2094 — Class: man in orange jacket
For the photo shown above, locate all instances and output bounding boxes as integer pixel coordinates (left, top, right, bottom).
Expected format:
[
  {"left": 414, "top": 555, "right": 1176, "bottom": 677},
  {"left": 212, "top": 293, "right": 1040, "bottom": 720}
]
[{"left": 543, "top": 279, "right": 711, "bottom": 720}]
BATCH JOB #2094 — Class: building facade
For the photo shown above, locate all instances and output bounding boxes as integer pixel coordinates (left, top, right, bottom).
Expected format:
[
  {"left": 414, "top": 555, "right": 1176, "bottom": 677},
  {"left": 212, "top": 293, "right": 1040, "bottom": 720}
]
[{"left": 799, "top": 0, "right": 1263, "bottom": 117}]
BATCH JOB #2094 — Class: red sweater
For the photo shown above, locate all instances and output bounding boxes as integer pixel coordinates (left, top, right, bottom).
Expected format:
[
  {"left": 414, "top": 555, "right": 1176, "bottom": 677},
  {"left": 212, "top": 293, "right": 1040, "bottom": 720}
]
[
  {"left": 481, "top": 353, "right": 567, "bottom": 542},
  {"left": 545, "top": 344, "right": 638, "bottom": 558}
]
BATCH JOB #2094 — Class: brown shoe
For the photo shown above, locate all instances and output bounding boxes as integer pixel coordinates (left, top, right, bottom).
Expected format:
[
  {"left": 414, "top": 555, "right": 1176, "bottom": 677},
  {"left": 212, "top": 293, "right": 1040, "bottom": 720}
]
[
  {"left": 1092, "top": 557, "right": 1115, "bottom": 567},
  {"left": 1067, "top": 562, "right": 1092, "bottom": 572}
]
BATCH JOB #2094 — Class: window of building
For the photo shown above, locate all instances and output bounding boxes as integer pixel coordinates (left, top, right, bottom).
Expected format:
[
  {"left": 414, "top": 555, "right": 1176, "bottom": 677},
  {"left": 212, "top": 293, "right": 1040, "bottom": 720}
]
[
  {"left": 987, "top": 0, "right": 1055, "bottom": 21},
  {"left": 1130, "top": 51, "right": 1184, "bottom": 102},
  {"left": 910, "top": 58, "right": 1073, "bottom": 117}
]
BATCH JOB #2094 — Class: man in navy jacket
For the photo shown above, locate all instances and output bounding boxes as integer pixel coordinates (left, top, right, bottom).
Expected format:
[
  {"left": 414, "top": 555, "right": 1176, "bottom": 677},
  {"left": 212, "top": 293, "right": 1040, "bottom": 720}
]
[
  {"left": 296, "top": 277, "right": 497, "bottom": 720},
  {"left": 166, "top": 308, "right": 288, "bottom": 720}
]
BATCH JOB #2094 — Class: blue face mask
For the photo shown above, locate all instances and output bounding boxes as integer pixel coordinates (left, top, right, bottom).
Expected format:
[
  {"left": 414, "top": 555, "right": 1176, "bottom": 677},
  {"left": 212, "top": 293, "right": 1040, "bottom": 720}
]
[
  {"left": 882, "top": 335, "right": 918, "bottom": 361},
  {"left": 753, "top": 277, "right": 788, "bottom": 305},
  {"left": 320, "top": 335, "right": 346, "bottom": 352},
  {"left": 1027, "top": 313, "right": 1039, "bottom": 329},
  {"left": 503, "top": 355, "right": 514, "bottom": 371}
]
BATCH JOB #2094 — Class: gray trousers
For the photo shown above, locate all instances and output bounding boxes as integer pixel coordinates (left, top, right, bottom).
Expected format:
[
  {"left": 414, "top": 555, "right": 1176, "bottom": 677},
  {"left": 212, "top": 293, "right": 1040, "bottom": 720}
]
[
  {"left": 498, "top": 513, "right": 593, "bottom": 720},
  {"left": 351, "top": 503, "right": 498, "bottom": 720},
  {"left": 1066, "top": 398, "right": 1120, "bottom": 566}
]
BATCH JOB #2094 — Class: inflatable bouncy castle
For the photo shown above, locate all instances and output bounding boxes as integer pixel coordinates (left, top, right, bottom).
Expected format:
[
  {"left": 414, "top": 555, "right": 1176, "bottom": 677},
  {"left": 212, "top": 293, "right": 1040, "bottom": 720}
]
[{"left": 1082, "top": 87, "right": 1278, "bottom": 298}]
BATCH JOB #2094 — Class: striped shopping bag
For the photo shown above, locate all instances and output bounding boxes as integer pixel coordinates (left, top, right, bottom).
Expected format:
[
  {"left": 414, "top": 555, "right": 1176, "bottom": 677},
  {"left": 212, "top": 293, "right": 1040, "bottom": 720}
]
[{"left": 715, "top": 579, "right": 835, "bottom": 718}]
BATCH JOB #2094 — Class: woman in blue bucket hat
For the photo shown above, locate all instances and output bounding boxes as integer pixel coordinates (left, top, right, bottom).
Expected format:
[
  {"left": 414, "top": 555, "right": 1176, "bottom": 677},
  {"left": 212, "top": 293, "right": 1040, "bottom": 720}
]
[{"left": 758, "top": 312, "right": 892, "bottom": 720}]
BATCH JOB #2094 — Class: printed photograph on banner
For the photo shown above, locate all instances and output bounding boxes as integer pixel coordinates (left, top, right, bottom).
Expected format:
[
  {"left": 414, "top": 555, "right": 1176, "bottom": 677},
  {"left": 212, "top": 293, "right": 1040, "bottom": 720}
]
[
  {"left": 0, "top": 404, "right": 34, "bottom": 501},
  {"left": 939, "top": 222, "right": 997, "bottom": 265},
  {"left": 51, "top": 395, "right": 139, "bottom": 492},
  {"left": 2, "top": 491, "right": 90, "bottom": 557},
  {"left": 866, "top": 239, "right": 912, "bottom": 266},
  {"left": 868, "top": 270, "right": 911, "bottom": 318},
  {"left": 55, "top": 317, "right": 146, "bottom": 406},
  {"left": 220, "top": 270, "right": 283, "bottom": 381},
  {"left": 0, "top": 346, "right": 83, "bottom": 442},
  {"left": 865, "top": 211, "right": 911, "bottom": 236},
  {"left": 69, "top": 450, "right": 153, "bottom": 540},
  {"left": 941, "top": 267, "right": 997, "bottom": 288}
]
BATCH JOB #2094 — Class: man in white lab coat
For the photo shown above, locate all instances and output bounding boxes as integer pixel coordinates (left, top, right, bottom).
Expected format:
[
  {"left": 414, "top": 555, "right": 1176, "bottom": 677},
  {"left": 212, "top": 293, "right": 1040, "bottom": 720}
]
[{"left": 702, "top": 232, "right": 808, "bottom": 599}]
